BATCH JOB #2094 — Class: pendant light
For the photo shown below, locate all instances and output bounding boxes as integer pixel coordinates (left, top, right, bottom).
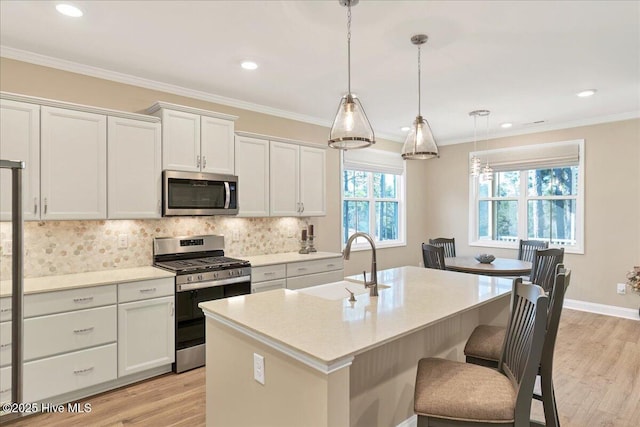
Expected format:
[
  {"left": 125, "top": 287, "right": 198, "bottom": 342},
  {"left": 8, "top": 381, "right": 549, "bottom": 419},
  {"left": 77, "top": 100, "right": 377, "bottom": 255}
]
[
  {"left": 469, "top": 110, "right": 489, "bottom": 177},
  {"left": 480, "top": 111, "right": 493, "bottom": 182},
  {"left": 328, "top": 0, "right": 375, "bottom": 150},
  {"left": 401, "top": 34, "right": 438, "bottom": 160}
]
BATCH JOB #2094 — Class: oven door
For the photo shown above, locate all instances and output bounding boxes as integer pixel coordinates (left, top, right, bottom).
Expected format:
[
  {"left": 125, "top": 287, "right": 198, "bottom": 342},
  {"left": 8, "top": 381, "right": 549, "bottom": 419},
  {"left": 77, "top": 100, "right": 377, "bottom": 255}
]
[{"left": 163, "top": 170, "right": 238, "bottom": 216}]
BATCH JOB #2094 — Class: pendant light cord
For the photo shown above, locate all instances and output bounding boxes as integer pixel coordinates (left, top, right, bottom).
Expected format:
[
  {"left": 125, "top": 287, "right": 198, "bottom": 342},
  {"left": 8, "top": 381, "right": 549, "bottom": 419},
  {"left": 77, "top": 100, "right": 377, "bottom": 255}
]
[
  {"left": 417, "top": 43, "right": 421, "bottom": 117},
  {"left": 473, "top": 115, "right": 477, "bottom": 151},
  {"left": 347, "top": 1, "right": 352, "bottom": 95}
]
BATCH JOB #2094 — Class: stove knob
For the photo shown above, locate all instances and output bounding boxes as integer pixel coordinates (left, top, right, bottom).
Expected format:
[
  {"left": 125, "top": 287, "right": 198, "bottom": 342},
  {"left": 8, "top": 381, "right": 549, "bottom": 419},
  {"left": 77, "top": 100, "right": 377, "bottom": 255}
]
[
  {"left": 214, "top": 272, "right": 219, "bottom": 279},
  {"left": 198, "top": 274, "right": 203, "bottom": 281},
  {"left": 187, "top": 276, "right": 193, "bottom": 282}
]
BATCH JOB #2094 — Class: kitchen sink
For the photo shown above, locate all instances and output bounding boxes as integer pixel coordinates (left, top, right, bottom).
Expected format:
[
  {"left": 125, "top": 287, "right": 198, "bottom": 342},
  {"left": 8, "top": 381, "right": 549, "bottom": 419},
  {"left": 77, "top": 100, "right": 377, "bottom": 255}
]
[{"left": 296, "top": 280, "right": 390, "bottom": 301}]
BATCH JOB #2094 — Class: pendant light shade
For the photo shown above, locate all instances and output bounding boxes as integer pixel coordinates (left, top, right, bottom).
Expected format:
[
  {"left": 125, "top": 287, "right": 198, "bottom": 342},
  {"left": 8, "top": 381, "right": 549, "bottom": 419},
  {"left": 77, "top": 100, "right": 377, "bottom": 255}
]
[
  {"left": 402, "top": 34, "right": 438, "bottom": 160},
  {"left": 469, "top": 110, "right": 489, "bottom": 177},
  {"left": 328, "top": 0, "right": 375, "bottom": 150}
]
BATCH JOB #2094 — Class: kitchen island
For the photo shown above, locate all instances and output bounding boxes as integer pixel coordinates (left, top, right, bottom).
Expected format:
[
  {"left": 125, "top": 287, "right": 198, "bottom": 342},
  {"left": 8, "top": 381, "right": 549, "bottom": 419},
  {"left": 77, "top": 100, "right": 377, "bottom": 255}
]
[{"left": 199, "top": 266, "right": 512, "bottom": 427}]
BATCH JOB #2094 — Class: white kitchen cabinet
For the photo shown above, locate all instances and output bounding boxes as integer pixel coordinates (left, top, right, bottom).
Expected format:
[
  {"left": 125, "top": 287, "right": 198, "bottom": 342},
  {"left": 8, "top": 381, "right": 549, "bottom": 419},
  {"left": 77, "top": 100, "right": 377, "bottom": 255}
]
[
  {"left": 0, "top": 321, "right": 10, "bottom": 367},
  {"left": 251, "top": 264, "right": 286, "bottom": 293},
  {"left": 107, "top": 116, "right": 162, "bottom": 219},
  {"left": 0, "top": 366, "right": 9, "bottom": 404},
  {"left": 41, "top": 106, "right": 107, "bottom": 220},
  {"left": 250, "top": 255, "right": 343, "bottom": 291},
  {"left": 0, "top": 99, "right": 40, "bottom": 221},
  {"left": 270, "top": 141, "right": 326, "bottom": 217},
  {"left": 235, "top": 135, "right": 270, "bottom": 216},
  {"left": 147, "top": 102, "right": 237, "bottom": 174},
  {"left": 118, "top": 294, "right": 174, "bottom": 377}
]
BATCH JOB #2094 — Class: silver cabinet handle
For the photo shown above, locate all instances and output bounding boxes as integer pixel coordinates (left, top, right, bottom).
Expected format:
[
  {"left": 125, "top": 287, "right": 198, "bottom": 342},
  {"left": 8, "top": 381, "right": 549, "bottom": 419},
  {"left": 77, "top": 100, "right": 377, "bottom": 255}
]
[
  {"left": 264, "top": 272, "right": 276, "bottom": 276},
  {"left": 34, "top": 197, "right": 38, "bottom": 215},
  {"left": 0, "top": 308, "right": 11, "bottom": 313},
  {"left": 197, "top": 155, "right": 201, "bottom": 168},
  {"left": 73, "top": 327, "right": 94, "bottom": 334},
  {"left": 44, "top": 197, "right": 48, "bottom": 215},
  {"left": 202, "top": 156, "right": 207, "bottom": 168},
  {"left": 170, "top": 302, "right": 174, "bottom": 317},
  {"left": 224, "top": 182, "right": 230, "bottom": 209},
  {"left": 73, "top": 296, "right": 94, "bottom": 303},
  {"left": 0, "top": 343, "right": 11, "bottom": 349},
  {"left": 139, "top": 287, "right": 157, "bottom": 293},
  {"left": 297, "top": 267, "right": 307, "bottom": 271},
  {"left": 301, "top": 203, "right": 305, "bottom": 213},
  {"left": 327, "top": 264, "right": 335, "bottom": 268},
  {"left": 73, "top": 367, "right": 94, "bottom": 375},
  {"left": 0, "top": 388, "right": 10, "bottom": 394}
]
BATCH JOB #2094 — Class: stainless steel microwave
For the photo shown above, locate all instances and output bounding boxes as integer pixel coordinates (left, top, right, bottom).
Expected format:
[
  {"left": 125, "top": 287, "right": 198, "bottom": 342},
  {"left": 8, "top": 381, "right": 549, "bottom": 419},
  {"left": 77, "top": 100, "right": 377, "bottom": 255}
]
[{"left": 163, "top": 170, "right": 238, "bottom": 216}]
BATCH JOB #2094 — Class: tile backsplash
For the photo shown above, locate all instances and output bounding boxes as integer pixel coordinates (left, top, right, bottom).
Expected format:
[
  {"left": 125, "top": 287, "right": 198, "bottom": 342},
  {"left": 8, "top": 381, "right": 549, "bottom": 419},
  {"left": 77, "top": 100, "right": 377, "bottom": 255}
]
[{"left": 0, "top": 216, "right": 309, "bottom": 279}]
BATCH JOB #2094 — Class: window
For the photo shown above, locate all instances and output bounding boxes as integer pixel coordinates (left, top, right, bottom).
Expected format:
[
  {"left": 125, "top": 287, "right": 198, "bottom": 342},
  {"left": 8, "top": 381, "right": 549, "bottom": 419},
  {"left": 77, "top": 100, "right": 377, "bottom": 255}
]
[
  {"left": 470, "top": 140, "right": 584, "bottom": 253},
  {"left": 341, "top": 149, "right": 406, "bottom": 249}
]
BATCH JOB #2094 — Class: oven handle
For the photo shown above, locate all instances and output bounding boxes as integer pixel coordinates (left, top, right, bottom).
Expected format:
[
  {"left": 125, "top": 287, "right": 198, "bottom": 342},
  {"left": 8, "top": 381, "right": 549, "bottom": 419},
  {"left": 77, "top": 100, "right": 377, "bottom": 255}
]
[
  {"left": 177, "top": 275, "right": 250, "bottom": 292},
  {"left": 224, "top": 182, "right": 230, "bottom": 209}
]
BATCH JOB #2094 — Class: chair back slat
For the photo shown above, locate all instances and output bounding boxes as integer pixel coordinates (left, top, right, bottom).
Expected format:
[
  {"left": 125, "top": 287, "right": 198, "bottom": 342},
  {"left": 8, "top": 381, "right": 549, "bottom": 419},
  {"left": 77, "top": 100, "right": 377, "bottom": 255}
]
[
  {"left": 541, "top": 265, "right": 571, "bottom": 371},
  {"left": 518, "top": 239, "right": 549, "bottom": 263},
  {"left": 530, "top": 248, "right": 565, "bottom": 292},
  {"left": 421, "top": 243, "right": 446, "bottom": 270},
  {"left": 428, "top": 237, "right": 456, "bottom": 258}
]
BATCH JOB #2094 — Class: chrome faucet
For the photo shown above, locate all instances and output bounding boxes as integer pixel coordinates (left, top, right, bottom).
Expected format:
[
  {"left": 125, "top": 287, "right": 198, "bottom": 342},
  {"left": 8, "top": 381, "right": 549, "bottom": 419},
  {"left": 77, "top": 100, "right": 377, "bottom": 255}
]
[{"left": 343, "top": 232, "right": 378, "bottom": 297}]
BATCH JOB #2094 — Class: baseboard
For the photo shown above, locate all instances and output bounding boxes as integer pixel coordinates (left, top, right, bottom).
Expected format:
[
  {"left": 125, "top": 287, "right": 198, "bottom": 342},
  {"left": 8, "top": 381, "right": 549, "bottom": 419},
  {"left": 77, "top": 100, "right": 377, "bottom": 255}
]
[
  {"left": 564, "top": 298, "right": 639, "bottom": 321},
  {"left": 397, "top": 415, "right": 417, "bottom": 427}
]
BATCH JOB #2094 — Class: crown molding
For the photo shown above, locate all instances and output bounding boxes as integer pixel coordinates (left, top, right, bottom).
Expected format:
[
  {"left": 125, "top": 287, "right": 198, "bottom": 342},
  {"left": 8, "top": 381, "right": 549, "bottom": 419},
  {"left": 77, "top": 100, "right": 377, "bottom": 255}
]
[{"left": 1, "top": 46, "right": 403, "bottom": 142}]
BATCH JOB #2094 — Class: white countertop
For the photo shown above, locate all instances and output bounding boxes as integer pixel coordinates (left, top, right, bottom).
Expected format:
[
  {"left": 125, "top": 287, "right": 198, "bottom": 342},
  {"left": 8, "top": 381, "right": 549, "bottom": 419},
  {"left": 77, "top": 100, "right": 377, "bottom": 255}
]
[
  {"left": 241, "top": 251, "right": 343, "bottom": 267},
  {"left": 200, "top": 266, "right": 512, "bottom": 366},
  {"left": 0, "top": 266, "right": 175, "bottom": 297}
]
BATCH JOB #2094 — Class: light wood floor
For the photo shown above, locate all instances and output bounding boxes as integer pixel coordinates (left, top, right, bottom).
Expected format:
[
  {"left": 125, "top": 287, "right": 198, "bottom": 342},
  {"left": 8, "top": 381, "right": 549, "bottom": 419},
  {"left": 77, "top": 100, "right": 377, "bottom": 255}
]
[{"left": 6, "top": 309, "right": 640, "bottom": 427}]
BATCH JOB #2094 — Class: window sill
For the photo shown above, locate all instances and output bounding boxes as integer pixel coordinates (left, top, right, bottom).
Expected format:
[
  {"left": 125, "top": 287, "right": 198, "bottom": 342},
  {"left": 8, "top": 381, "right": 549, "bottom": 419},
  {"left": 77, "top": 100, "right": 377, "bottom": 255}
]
[{"left": 469, "top": 241, "right": 584, "bottom": 255}]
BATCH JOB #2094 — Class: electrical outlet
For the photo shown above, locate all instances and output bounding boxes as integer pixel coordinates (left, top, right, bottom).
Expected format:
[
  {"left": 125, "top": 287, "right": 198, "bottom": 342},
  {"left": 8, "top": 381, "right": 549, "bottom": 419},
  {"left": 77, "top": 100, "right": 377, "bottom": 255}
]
[
  {"left": 253, "top": 353, "right": 265, "bottom": 385},
  {"left": 118, "top": 234, "right": 128, "bottom": 249},
  {"left": 617, "top": 283, "right": 626, "bottom": 295},
  {"left": 1, "top": 240, "right": 12, "bottom": 256}
]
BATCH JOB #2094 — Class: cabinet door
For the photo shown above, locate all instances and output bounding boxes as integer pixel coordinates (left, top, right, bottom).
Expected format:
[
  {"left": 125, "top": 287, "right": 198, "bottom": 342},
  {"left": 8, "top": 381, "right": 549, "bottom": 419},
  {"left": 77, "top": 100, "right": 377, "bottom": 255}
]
[
  {"left": 269, "top": 141, "right": 300, "bottom": 216},
  {"left": 201, "top": 116, "right": 235, "bottom": 174},
  {"left": 0, "top": 99, "right": 40, "bottom": 221},
  {"left": 41, "top": 106, "right": 107, "bottom": 220},
  {"left": 235, "top": 135, "right": 269, "bottom": 216},
  {"left": 107, "top": 117, "right": 162, "bottom": 219},
  {"left": 118, "top": 296, "right": 175, "bottom": 377},
  {"left": 299, "top": 146, "right": 326, "bottom": 216},
  {"left": 161, "top": 109, "right": 200, "bottom": 172}
]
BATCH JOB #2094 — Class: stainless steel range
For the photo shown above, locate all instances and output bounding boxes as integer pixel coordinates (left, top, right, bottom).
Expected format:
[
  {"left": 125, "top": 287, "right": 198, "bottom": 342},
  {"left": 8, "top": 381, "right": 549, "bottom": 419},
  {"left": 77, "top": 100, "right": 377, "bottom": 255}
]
[{"left": 153, "top": 235, "right": 251, "bottom": 373}]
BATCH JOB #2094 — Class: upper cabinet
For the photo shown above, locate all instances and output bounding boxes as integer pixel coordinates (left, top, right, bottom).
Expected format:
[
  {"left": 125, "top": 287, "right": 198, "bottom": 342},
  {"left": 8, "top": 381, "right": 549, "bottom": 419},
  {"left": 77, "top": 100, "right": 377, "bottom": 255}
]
[
  {"left": 147, "top": 102, "right": 237, "bottom": 175},
  {"left": 0, "top": 99, "right": 40, "bottom": 221},
  {"left": 107, "top": 117, "right": 162, "bottom": 219},
  {"left": 235, "top": 135, "right": 270, "bottom": 217},
  {"left": 40, "top": 106, "right": 107, "bottom": 220}
]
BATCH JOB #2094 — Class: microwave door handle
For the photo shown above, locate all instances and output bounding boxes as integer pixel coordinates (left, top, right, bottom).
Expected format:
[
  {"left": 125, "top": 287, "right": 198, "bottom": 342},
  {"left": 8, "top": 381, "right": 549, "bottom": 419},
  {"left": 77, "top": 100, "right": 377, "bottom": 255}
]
[{"left": 224, "top": 182, "right": 230, "bottom": 209}]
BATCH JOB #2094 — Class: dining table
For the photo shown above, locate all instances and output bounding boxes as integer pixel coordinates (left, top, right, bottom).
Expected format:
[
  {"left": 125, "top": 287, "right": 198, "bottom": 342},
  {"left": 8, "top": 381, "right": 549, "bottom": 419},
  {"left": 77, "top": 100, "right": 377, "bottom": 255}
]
[{"left": 445, "top": 256, "right": 532, "bottom": 276}]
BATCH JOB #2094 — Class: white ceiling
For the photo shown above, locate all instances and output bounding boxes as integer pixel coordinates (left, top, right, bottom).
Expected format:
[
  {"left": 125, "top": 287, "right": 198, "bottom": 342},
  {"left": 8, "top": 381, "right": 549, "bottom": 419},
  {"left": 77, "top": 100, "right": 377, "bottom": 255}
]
[{"left": 1, "top": 0, "right": 638, "bottom": 145}]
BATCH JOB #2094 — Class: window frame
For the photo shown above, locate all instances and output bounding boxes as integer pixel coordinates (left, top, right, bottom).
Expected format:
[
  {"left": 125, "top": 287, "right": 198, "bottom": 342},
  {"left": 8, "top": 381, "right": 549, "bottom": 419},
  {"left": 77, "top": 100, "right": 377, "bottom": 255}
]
[
  {"left": 469, "top": 140, "right": 585, "bottom": 254},
  {"left": 340, "top": 154, "right": 407, "bottom": 251}
]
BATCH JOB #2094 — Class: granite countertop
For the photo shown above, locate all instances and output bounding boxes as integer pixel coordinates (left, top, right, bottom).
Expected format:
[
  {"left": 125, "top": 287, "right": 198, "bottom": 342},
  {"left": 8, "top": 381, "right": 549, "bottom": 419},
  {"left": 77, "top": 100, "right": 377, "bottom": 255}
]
[
  {"left": 200, "top": 266, "right": 512, "bottom": 365},
  {"left": 0, "top": 266, "right": 175, "bottom": 297},
  {"left": 241, "top": 251, "right": 343, "bottom": 267}
]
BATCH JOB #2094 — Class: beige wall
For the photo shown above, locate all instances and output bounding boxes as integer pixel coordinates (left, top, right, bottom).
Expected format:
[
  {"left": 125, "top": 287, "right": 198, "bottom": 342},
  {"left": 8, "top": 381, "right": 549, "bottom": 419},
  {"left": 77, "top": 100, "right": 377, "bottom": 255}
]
[
  {"left": 2, "top": 58, "right": 637, "bottom": 310},
  {"left": 425, "top": 119, "right": 640, "bottom": 309}
]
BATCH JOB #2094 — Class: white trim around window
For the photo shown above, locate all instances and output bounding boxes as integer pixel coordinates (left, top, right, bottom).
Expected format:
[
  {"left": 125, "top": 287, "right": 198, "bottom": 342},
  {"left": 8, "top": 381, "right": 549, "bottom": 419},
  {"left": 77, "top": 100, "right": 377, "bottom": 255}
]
[{"left": 468, "top": 139, "right": 585, "bottom": 254}]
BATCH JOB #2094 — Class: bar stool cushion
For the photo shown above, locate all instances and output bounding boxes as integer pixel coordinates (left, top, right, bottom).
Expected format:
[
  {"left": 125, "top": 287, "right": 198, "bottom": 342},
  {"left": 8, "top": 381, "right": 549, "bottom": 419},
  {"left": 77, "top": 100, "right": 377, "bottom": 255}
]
[
  {"left": 414, "top": 358, "right": 516, "bottom": 422},
  {"left": 463, "top": 325, "right": 506, "bottom": 363}
]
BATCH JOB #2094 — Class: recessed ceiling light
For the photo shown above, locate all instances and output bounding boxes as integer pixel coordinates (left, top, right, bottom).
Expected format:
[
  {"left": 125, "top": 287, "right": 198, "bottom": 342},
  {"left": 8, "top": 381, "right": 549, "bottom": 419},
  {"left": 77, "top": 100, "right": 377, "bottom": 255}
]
[
  {"left": 500, "top": 123, "right": 513, "bottom": 129},
  {"left": 241, "top": 61, "right": 258, "bottom": 70},
  {"left": 577, "top": 89, "right": 597, "bottom": 97},
  {"left": 56, "top": 4, "right": 83, "bottom": 17},
  {"left": 400, "top": 126, "right": 411, "bottom": 132}
]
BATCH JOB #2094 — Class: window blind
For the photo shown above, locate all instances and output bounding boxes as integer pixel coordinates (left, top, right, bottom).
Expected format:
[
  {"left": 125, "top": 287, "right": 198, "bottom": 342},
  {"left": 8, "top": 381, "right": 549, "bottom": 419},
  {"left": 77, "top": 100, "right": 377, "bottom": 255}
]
[
  {"left": 471, "top": 140, "right": 582, "bottom": 172},
  {"left": 343, "top": 148, "right": 405, "bottom": 175}
]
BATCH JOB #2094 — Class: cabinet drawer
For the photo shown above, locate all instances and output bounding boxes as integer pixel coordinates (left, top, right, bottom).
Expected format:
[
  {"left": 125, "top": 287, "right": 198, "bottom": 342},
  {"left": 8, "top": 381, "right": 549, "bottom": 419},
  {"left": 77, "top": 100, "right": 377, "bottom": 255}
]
[
  {"left": 0, "top": 365, "right": 9, "bottom": 404},
  {"left": 24, "top": 305, "right": 116, "bottom": 361},
  {"left": 252, "top": 264, "right": 286, "bottom": 283},
  {"left": 118, "top": 278, "right": 174, "bottom": 303},
  {"left": 0, "top": 322, "right": 10, "bottom": 367},
  {"left": 286, "top": 257, "right": 344, "bottom": 278},
  {"left": 0, "top": 298, "right": 11, "bottom": 323},
  {"left": 24, "top": 285, "right": 117, "bottom": 318},
  {"left": 252, "top": 279, "right": 286, "bottom": 294},
  {"left": 24, "top": 343, "right": 117, "bottom": 403},
  {"left": 286, "top": 270, "right": 344, "bottom": 290}
]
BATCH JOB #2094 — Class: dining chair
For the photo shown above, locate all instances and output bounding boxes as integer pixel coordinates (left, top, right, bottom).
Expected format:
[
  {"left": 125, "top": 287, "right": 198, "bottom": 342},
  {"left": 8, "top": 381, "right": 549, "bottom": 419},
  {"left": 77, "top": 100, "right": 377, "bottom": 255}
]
[
  {"left": 428, "top": 237, "right": 456, "bottom": 258},
  {"left": 414, "top": 278, "right": 549, "bottom": 427},
  {"left": 530, "top": 248, "right": 564, "bottom": 292},
  {"left": 518, "top": 239, "right": 549, "bottom": 264},
  {"left": 421, "top": 243, "right": 446, "bottom": 270},
  {"left": 463, "top": 265, "right": 571, "bottom": 427}
]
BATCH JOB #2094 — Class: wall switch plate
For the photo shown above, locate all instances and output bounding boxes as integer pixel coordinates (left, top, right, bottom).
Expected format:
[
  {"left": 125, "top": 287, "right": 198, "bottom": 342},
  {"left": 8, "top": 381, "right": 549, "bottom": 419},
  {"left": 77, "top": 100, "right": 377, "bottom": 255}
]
[
  {"left": 118, "top": 234, "right": 128, "bottom": 249},
  {"left": 1, "top": 240, "right": 11, "bottom": 256},
  {"left": 253, "top": 353, "right": 265, "bottom": 385},
  {"left": 617, "top": 283, "right": 626, "bottom": 295}
]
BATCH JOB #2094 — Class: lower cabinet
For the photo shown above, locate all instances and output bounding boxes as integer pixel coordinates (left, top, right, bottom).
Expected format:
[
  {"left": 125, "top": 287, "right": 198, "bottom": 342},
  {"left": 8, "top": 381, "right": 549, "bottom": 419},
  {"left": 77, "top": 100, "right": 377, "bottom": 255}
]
[
  {"left": 251, "top": 256, "right": 344, "bottom": 292},
  {"left": 118, "top": 295, "right": 175, "bottom": 377}
]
